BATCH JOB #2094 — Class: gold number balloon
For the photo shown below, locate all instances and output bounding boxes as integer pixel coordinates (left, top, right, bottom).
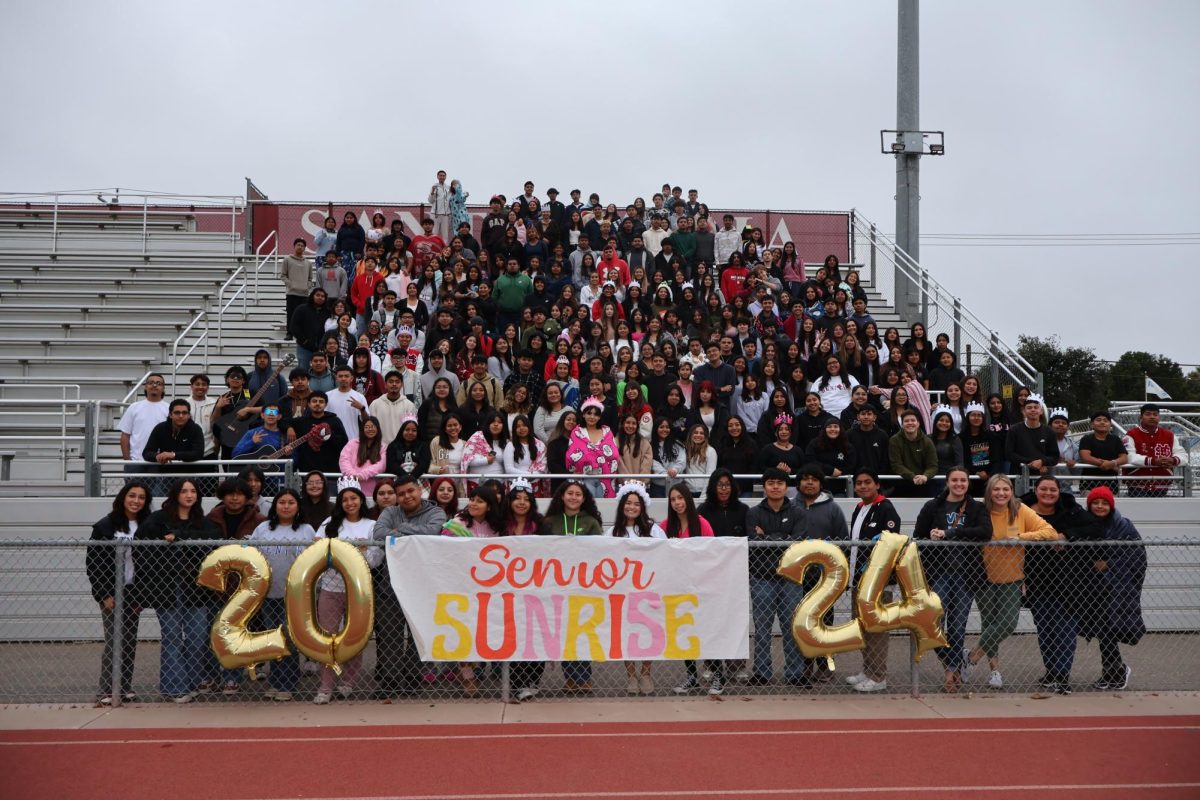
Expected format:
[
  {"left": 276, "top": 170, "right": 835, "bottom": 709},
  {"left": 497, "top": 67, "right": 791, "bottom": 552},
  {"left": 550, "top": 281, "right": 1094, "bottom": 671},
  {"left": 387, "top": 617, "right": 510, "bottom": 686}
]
[
  {"left": 196, "top": 544, "right": 291, "bottom": 675},
  {"left": 778, "top": 540, "right": 866, "bottom": 658},
  {"left": 285, "top": 538, "right": 375, "bottom": 675},
  {"left": 855, "top": 532, "right": 948, "bottom": 661}
]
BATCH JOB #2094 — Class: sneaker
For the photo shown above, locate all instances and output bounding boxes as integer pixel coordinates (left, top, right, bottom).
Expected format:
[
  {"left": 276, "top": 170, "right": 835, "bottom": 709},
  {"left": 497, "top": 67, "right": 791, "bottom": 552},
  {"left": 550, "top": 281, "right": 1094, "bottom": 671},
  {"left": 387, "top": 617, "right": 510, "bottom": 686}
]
[
  {"left": 1091, "top": 677, "right": 1112, "bottom": 691},
  {"left": 1111, "top": 665, "right": 1132, "bottom": 691},
  {"left": 988, "top": 670, "right": 1004, "bottom": 689},
  {"left": 639, "top": 674, "right": 654, "bottom": 695},
  {"left": 172, "top": 693, "right": 194, "bottom": 704},
  {"left": 271, "top": 691, "right": 293, "bottom": 702},
  {"left": 854, "top": 678, "right": 888, "bottom": 693},
  {"left": 700, "top": 669, "right": 713, "bottom": 683},
  {"left": 222, "top": 681, "right": 240, "bottom": 696},
  {"left": 337, "top": 685, "right": 353, "bottom": 699},
  {"left": 312, "top": 692, "right": 331, "bottom": 705},
  {"left": 516, "top": 687, "right": 539, "bottom": 701},
  {"left": 1053, "top": 682, "right": 1073, "bottom": 696},
  {"left": 122, "top": 692, "right": 137, "bottom": 703},
  {"left": 735, "top": 668, "right": 750, "bottom": 682},
  {"left": 845, "top": 672, "right": 868, "bottom": 685},
  {"left": 1038, "top": 673, "right": 1056, "bottom": 689},
  {"left": 195, "top": 681, "right": 214, "bottom": 695},
  {"left": 97, "top": 695, "right": 113, "bottom": 706},
  {"left": 708, "top": 675, "right": 724, "bottom": 696},
  {"left": 626, "top": 676, "right": 640, "bottom": 695},
  {"left": 673, "top": 676, "right": 699, "bottom": 695}
]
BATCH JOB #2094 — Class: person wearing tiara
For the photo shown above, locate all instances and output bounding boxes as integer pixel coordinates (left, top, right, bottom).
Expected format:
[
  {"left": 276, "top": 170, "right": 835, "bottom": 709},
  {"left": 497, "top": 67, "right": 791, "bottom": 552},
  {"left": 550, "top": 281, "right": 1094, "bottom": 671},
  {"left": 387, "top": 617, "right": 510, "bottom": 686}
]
[
  {"left": 565, "top": 397, "right": 619, "bottom": 498},
  {"left": 1005, "top": 393, "right": 1059, "bottom": 477},
  {"left": 312, "top": 479, "right": 382, "bottom": 705},
  {"left": 605, "top": 482, "right": 664, "bottom": 695}
]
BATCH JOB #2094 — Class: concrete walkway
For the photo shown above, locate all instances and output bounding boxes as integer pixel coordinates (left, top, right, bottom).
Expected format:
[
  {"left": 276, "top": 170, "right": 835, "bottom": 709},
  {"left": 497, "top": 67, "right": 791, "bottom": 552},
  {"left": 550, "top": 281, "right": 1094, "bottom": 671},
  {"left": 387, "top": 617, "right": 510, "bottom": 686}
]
[{"left": 2, "top": 692, "right": 1197, "bottom": 730}]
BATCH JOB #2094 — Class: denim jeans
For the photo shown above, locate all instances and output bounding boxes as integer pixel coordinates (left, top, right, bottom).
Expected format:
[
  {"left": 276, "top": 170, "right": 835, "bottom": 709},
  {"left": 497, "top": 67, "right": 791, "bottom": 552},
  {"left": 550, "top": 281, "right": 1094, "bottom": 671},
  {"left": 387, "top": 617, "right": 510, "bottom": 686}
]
[
  {"left": 749, "top": 576, "right": 807, "bottom": 681},
  {"left": 157, "top": 587, "right": 208, "bottom": 696},
  {"left": 296, "top": 345, "right": 314, "bottom": 371},
  {"left": 563, "top": 660, "right": 593, "bottom": 684},
  {"left": 257, "top": 598, "right": 299, "bottom": 692},
  {"left": 931, "top": 572, "right": 973, "bottom": 672},
  {"left": 203, "top": 601, "right": 244, "bottom": 686},
  {"left": 1028, "top": 590, "right": 1077, "bottom": 681}
]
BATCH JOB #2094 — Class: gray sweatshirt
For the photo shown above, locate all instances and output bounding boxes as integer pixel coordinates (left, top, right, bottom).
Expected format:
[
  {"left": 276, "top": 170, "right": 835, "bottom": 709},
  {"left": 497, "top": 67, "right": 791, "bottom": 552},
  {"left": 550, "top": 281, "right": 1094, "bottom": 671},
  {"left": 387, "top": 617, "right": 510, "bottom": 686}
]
[
  {"left": 280, "top": 254, "right": 312, "bottom": 295},
  {"left": 373, "top": 500, "right": 448, "bottom": 545}
]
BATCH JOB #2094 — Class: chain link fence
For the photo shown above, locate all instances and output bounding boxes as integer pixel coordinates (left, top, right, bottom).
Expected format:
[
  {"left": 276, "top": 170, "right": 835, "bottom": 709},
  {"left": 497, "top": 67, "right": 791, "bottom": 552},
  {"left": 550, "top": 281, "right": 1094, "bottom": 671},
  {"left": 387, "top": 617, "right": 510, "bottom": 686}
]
[{"left": 1, "top": 537, "right": 1195, "bottom": 706}]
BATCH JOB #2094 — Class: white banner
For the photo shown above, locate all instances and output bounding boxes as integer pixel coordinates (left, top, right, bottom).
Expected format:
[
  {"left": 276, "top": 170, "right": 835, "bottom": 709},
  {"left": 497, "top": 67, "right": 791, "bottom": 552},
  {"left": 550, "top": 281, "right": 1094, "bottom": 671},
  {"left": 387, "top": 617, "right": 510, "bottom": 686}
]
[{"left": 387, "top": 536, "right": 749, "bottom": 662}]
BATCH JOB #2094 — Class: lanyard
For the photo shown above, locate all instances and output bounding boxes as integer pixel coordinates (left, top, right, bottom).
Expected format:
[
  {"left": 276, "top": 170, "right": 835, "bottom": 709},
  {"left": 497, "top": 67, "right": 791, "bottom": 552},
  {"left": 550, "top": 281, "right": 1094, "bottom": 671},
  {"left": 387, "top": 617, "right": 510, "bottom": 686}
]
[{"left": 563, "top": 514, "right": 580, "bottom": 537}]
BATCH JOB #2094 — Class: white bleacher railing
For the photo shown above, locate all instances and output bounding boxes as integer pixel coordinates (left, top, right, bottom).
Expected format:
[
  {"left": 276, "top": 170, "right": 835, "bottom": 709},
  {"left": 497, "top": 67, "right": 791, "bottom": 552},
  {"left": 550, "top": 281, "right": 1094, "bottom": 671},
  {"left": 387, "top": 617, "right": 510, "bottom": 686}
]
[
  {"left": 0, "top": 189, "right": 244, "bottom": 255},
  {"left": 850, "top": 210, "right": 1043, "bottom": 395},
  {"left": 216, "top": 230, "right": 277, "bottom": 350}
]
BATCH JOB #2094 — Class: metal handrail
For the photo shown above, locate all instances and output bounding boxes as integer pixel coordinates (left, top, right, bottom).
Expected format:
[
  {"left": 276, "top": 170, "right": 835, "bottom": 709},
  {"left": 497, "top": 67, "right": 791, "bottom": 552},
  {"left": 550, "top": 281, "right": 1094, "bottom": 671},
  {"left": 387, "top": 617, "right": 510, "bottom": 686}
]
[
  {"left": 0, "top": 189, "right": 244, "bottom": 256},
  {"left": 850, "top": 211, "right": 1041, "bottom": 391},
  {"left": 216, "top": 230, "right": 277, "bottom": 351},
  {"left": 170, "top": 311, "right": 210, "bottom": 392}
]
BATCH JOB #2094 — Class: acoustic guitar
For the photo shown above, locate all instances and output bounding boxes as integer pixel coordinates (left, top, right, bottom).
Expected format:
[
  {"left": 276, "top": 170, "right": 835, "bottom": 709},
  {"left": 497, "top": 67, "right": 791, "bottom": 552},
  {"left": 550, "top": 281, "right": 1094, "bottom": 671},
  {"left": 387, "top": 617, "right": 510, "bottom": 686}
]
[
  {"left": 215, "top": 354, "right": 296, "bottom": 449},
  {"left": 234, "top": 419, "right": 332, "bottom": 462}
]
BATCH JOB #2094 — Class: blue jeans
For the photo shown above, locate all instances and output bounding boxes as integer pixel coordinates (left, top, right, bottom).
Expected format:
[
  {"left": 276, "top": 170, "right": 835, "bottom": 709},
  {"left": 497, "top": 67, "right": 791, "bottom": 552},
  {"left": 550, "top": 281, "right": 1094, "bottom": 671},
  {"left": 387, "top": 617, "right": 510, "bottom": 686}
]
[
  {"left": 1028, "top": 590, "right": 1077, "bottom": 681},
  {"left": 157, "top": 587, "right": 208, "bottom": 696},
  {"left": 296, "top": 345, "right": 314, "bottom": 371},
  {"left": 203, "top": 602, "right": 244, "bottom": 686},
  {"left": 257, "top": 598, "right": 300, "bottom": 691},
  {"left": 563, "top": 661, "right": 592, "bottom": 684},
  {"left": 931, "top": 572, "right": 972, "bottom": 672},
  {"left": 749, "top": 577, "right": 807, "bottom": 681}
]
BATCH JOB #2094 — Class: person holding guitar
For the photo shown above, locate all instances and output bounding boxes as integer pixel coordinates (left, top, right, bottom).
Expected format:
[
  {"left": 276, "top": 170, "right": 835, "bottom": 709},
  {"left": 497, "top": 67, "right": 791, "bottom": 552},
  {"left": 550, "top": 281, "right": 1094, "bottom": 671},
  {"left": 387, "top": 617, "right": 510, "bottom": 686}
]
[
  {"left": 231, "top": 401, "right": 285, "bottom": 459},
  {"left": 213, "top": 356, "right": 296, "bottom": 460},
  {"left": 211, "top": 366, "right": 257, "bottom": 460},
  {"left": 285, "top": 391, "right": 348, "bottom": 477}
]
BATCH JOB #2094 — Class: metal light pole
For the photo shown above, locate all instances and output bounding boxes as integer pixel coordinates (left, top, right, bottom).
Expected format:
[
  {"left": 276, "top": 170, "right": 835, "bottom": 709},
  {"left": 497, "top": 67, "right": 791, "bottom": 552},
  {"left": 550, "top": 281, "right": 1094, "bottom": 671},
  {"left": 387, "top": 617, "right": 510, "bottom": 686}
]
[{"left": 895, "top": 0, "right": 921, "bottom": 326}]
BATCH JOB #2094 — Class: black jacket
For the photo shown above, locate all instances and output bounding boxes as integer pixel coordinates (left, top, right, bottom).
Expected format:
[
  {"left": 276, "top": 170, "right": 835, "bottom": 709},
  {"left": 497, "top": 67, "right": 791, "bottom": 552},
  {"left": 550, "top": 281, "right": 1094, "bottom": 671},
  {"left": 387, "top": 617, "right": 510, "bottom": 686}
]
[
  {"left": 697, "top": 499, "right": 749, "bottom": 539},
  {"left": 335, "top": 222, "right": 366, "bottom": 256},
  {"left": 1020, "top": 490, "right": 1103, "bottom": 612},
  {"left": 141, "top": 419, "right": 206, "bottom": 466},
  {"left": 86, "top": 514, "right": 139, "bottom": 603},
  {"left": 132, "top": 509, "right": 221, "bottom": 609},
  {"left": 848, "top": 495, "right": 903, "bottom": 585},
  {"left": 289, "top": 292, "right": 331, "bottom": 351},
  {"left": 745, "top": 498, "right": 805, "bottom": 580},
  {"left": 848, "top": 426, "right": 892, "bottom": 475},
  {"left": 912, "top": 490, "right": 992, "bottom": 587}
]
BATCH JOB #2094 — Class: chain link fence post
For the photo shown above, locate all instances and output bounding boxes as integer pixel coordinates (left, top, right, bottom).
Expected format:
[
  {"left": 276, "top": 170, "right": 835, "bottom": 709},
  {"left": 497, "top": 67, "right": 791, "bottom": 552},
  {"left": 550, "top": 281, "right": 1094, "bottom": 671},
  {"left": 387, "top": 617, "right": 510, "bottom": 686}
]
[{"left": 110, "top": 541, "right": 127, "bottom": 708}]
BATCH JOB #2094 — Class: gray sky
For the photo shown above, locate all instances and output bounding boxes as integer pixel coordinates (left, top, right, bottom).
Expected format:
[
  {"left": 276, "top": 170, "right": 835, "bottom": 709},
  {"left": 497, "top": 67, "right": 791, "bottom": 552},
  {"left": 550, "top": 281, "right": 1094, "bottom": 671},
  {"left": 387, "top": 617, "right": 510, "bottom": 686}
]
[{"left": 3, "top": 0, "right": 1197, "bottom": 364}]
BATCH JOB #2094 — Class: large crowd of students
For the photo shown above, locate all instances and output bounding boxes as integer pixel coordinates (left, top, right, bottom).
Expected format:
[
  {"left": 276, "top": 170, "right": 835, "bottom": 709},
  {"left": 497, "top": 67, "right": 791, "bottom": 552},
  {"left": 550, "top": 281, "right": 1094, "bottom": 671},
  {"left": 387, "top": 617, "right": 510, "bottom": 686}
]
[{"left": 100, "top": 177, "right": 1171, "bottom": 706}]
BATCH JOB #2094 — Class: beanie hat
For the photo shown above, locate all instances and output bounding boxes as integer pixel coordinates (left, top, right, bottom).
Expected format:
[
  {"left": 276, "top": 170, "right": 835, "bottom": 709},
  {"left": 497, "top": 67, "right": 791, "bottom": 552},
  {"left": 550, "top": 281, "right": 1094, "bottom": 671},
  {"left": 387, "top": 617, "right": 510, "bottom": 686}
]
[{"left": 1086, "top": 486, "right": 1116, "bottom": 509}]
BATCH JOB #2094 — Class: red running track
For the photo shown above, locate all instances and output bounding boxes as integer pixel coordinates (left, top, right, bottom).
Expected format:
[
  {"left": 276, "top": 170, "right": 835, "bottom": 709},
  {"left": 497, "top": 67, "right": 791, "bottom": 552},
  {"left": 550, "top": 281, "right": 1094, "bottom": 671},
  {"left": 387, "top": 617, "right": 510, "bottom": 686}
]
[{"left": 2, "top": 716, "right": 1198, "bottom": 800}]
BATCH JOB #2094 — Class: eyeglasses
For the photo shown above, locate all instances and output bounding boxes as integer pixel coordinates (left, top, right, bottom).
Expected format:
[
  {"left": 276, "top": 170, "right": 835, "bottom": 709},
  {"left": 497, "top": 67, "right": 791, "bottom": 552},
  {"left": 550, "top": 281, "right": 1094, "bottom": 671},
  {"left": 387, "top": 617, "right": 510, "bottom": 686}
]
[
  {"left": 263, "top": 409, "right": 280, "bottom": 416},
  {"left": 146, "top": 381, "right": 165, "bottom": 386}
]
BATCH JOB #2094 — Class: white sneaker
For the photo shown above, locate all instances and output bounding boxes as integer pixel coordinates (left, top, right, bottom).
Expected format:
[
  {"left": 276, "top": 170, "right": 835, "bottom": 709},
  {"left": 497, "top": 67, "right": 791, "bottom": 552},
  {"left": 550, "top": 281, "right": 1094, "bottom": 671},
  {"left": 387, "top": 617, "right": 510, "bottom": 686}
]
[
  {"left": 516, "top": 687, "right": 538, "bottom": 701},
  {"left": 172, "top": 693, "right": 194, "bottom": 704},
  {"left": 639, "top": 674, "right": 654, "bottom": 695},
  {"left": 313, "top": 692, "right": 331, "bottom": 705},
  {"left": 708, "top": 675, "right": 725, "bottom": 696},
  {"left": 673, "top": 676, "right": 699, "bottom": 695},
  {"left": 626, "top": 676, "right": 640, "bottom": 695},
  {"left": 337, "top": 685, "right": 352, "bottom": 699},
  {"left": 735, "top": 667, "right": 750, "bottom": 682},
  {"left": 988, "top": 670, "right": 1004, "bottom": 689},
  {"left": 271, "top": 691, "right": 292, "bottom": 702},
  {"left": 854, "top": 678, "right": 888, "bottom": 693},
  {"left": 845, "top": 672, "right": 868, "bottom": 685},
  {"left": 700, "top": 669, "right": 713, "bottom": 683}
]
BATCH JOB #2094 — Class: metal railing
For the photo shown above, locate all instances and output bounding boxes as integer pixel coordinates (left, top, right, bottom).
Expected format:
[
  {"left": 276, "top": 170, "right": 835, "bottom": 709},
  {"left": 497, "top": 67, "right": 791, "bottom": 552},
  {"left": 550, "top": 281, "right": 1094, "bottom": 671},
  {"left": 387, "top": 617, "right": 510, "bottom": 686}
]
[
  {"left": 0, "top": 189, "right": 245, "bottom": 255},
  {"left": 0, "top": 537, "right": 1194, "bottom": 705},
  {"left": 217, "top": 231, "right": 277, "bottom": 350},
  {"left": 170, "top": 311, "right": 210, "bottom": 392},
  {"left": 850, "top": 210, "right": 1043, "bottom": 396}
]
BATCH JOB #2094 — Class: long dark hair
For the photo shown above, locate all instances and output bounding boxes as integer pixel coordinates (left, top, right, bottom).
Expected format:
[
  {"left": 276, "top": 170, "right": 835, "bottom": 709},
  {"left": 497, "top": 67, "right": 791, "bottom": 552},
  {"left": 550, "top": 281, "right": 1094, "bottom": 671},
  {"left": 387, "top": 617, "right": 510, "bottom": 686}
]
[
  {"left": 299, "top": 470, "right": 333, "bottom": 528},
  {"left": 438, "top": 411, "right": 465, "bottom": 449},
  {"left": 356, "top": 415, "right": 383, "bottom": 465},
  {"left": 108, "top": 480, "right": 153, "bottom": 532},
  {"left": 162, "top": 478, "right": 204, "bottom": 524},
  {"left": 457, "top": 484, "right": 506, "bottom": 534},
  {"left": 704, "top": 467, "right": 741, "bottom": 505},
  {"left": 665, "top": 484, "right": 702, "bottom": 539},
  {"left": 617, "top": 411, "right": 645, "bottom": 457},
  {"left": 324, "top": 486, "right": 368, "bottom": 538},
  {"left": 613, "top": 489, "right": 654, "bottom": 538},
  {"left": 503, "top": 485, "right": 544, "bottom": 535},
  {"left": 477, "top": 409, "right": 510, "bottom": 450},
  {"left": 508, "top": 414, "right": 536, "bottom": 463},
  {"left": 267, "top": 488, "right": 304, "bottom": 531},
  {"left": 545, "top": 479, "right": 602, "bottom": 524}
]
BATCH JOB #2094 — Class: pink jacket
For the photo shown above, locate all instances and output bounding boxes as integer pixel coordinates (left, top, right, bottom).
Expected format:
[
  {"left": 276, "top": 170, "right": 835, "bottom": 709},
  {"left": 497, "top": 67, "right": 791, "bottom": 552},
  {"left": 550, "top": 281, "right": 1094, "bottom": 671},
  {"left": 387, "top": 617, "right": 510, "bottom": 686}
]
[
  {"left": 565, "top": 425, "right": 619, "bottom": 497},
  {"left": 338, "top": 439, "right": 386, "bottom": 495}
]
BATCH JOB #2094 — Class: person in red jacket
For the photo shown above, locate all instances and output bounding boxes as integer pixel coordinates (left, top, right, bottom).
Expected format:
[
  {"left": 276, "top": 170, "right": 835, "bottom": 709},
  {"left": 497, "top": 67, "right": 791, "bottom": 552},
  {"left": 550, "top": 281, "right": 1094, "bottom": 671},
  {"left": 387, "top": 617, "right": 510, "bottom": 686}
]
[
  {"left": 350, "top": 259, "right": 386, "bottom": 331},
  {"left": 720, "top": 252, "right": 750, "bottom": 301},
  {"left": 1121, "top": 403, "right": 1189, "bottom": 497},
  {"left": 597, "top": 244, "right": 630, "bottom": 287},
  {"left": 408, "top": 217, "right": 446, "bottom": 270}
]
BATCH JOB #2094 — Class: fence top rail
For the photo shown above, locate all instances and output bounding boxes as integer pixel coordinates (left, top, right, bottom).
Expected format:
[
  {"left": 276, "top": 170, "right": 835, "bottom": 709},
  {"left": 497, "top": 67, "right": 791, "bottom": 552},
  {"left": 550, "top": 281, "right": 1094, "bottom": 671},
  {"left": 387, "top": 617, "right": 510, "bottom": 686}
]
[
  {"left": 0, "top": 538, "right": 1191, "bottom": 549},
  {"left": 259, "top": 200, "right": 853, "bottom": 216},
  {"left": 0, "top": 190, "right": 244, "bottom": 207}
]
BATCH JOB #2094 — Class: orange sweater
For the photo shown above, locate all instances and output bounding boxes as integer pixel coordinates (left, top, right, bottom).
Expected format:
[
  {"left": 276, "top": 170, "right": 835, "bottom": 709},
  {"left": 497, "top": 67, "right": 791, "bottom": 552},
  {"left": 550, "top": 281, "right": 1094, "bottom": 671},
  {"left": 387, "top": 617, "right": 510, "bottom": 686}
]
[{"left": 983, "top": 504, "right": 1059, "bottom": 584}]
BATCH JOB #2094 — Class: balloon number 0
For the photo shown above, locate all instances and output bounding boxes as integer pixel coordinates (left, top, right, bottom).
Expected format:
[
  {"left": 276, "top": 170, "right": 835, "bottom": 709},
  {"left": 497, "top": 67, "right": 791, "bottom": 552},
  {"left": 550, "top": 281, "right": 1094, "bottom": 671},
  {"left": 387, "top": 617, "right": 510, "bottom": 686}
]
[
  {"left": 196, "top": 539, "right": 375, "bottom": 676},
  {"left": 777, "top": 532, "right": 947, "bottom": 661}
]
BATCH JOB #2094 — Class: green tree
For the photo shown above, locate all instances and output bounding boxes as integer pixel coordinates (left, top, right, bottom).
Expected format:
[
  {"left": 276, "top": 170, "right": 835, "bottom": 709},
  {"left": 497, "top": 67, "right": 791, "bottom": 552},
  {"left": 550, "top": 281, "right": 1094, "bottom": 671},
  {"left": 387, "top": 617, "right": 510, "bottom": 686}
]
[
  {"left": 1109, "top": 351, "right": 1186, "bottom": 401},
  {"left": 1016, "top": 335, "right": 1110, "bottom": 416},
  {"left": 1183, "top": 368, "right": 1200, "bottom": 402}
]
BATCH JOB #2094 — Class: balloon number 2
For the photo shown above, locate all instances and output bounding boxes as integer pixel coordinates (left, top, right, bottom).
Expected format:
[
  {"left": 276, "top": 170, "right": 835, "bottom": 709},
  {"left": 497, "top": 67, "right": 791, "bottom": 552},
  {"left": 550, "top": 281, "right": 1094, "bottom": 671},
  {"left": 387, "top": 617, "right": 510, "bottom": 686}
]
[
  {"left": 777, "top": 532, "right": 947, "bottom": 661},
  {"left": 196, "top": 539, "right": 375, "bottom": 676}
]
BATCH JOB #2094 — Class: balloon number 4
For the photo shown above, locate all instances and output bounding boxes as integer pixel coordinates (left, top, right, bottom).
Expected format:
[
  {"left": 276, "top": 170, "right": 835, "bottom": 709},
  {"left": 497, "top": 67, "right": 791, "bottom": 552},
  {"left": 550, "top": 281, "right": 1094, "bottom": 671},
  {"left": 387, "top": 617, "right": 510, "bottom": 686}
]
[
  {"left": 777, "top": 532, "right": 947, "bottom": 661},
  {"left": 196, "top": 539, "right": 375, "bottom": 676}
]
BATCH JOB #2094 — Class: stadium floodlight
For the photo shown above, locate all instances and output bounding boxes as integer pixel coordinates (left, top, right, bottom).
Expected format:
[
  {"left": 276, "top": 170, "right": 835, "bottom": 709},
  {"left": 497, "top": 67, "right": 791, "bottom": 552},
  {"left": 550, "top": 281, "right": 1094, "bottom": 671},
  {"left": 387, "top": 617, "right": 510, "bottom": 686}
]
[{"left": 880, "top": 130, "right": 945, "bottom": 156}]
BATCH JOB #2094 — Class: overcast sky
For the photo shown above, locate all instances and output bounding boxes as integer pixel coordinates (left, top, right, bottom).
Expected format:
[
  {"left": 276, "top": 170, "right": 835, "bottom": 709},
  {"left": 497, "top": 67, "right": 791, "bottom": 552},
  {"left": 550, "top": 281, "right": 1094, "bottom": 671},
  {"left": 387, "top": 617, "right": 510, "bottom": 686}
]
[{"left": 3, "top": 0, "right": 1196, "bottom": 365}]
